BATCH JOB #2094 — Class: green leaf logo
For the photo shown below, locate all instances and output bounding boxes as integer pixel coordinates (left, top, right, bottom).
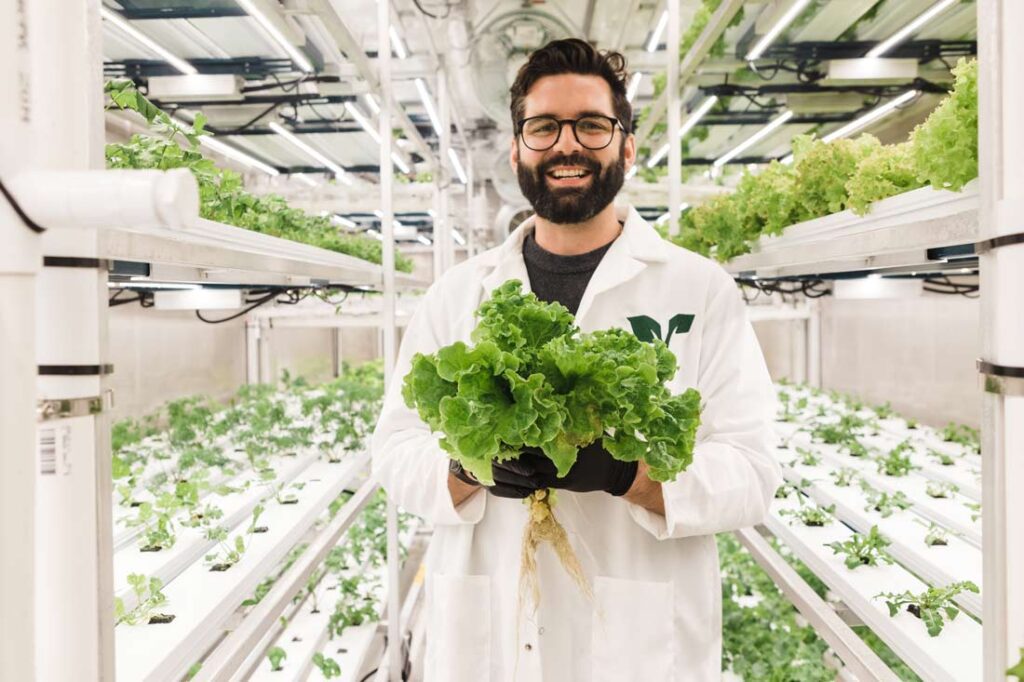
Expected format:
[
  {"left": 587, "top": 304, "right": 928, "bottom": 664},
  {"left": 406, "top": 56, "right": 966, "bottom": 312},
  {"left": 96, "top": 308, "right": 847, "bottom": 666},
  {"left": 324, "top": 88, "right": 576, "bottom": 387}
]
[{"left": 628, "top": 314, "right": 695, "bottom": 345}]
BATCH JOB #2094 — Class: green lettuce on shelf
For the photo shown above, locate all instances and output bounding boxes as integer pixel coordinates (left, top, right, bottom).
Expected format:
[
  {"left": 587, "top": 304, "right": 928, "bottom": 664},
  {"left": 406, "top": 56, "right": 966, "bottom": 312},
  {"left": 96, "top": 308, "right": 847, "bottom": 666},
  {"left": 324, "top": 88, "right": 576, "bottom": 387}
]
[
  {"left": 104, "top": 80, "right": 412, "bottom": 273},
  {"left": 668, "top": 58, "right": 978, "bottom": 261}
]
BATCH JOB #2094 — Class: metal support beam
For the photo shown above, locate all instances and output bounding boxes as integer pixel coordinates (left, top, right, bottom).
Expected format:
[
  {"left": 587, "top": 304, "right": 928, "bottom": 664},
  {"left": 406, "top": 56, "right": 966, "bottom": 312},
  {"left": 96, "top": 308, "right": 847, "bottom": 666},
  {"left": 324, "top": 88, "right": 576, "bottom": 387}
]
[
  {"left": 978, "top": 1, "right": 1024, "bottom": 678},
  {"left": 667, "top": 0, "right": 681, "bottom": 236}
]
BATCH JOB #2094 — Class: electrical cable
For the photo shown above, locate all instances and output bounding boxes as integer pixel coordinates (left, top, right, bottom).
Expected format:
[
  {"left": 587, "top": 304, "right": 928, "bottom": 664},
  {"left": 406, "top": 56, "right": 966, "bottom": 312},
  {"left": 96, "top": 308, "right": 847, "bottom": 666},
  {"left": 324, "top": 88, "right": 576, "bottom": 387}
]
[
  {"left": 411, "top": 0, "right": 452, "bottom": 19},
  {"left": 0, "top": 177, "right": 47, "bottom": 233},
  {"left": 194, "top": 290, "right": 280, "bottom": 324}
]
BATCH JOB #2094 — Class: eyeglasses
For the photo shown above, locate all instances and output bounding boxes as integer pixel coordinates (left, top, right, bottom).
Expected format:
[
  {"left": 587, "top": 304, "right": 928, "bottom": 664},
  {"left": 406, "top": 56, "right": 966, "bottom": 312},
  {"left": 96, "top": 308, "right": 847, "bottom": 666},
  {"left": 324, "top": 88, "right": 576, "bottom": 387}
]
[{"left": 517, "top": 114, "right": 624, "bottom": 151}]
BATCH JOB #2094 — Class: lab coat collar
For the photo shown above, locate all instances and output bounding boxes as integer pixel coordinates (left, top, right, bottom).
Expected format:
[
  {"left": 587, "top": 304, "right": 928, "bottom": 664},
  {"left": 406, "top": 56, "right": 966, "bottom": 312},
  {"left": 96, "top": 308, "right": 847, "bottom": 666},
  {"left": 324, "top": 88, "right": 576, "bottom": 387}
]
[{"left": 479, "top": 204, "right": 668, "bottom": 317}]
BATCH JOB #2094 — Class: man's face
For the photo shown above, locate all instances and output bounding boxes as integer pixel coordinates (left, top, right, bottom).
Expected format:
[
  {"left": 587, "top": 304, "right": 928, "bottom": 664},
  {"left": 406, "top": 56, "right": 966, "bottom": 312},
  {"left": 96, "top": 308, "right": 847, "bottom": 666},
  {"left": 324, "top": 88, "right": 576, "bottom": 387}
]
[{"left": 511, "top": 74, "right": 636, "bottom": 224}]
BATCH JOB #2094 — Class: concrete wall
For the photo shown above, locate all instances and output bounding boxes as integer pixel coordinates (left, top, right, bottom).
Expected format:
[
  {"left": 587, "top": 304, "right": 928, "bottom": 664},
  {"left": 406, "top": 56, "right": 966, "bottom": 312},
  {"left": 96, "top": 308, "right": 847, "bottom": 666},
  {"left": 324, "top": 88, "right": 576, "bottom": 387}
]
[{"left": 752, "top": 293, "right": 980, "bottom": 429}]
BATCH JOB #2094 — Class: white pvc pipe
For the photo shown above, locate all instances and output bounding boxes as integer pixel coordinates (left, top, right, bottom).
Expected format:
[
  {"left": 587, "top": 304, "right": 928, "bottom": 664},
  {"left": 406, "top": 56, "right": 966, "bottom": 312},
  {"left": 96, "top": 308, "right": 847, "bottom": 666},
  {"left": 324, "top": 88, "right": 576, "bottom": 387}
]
[
  {"left": 6, "top": 168, "right": 199, "bottom": 231},
  {"left": 667, "top": 0, "right": 682, "bottom": 235}
]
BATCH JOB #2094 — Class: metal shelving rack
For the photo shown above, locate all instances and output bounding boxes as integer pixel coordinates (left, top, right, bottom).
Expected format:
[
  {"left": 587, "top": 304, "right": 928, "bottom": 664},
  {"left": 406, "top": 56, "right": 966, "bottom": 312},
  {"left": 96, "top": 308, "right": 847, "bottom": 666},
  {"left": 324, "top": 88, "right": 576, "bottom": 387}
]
[
  {"left": 709, "top": 2, "right": 1023, "bottom": 679},
  {"left": 0, "top": 2, "right": 452, "bottom": 681}
]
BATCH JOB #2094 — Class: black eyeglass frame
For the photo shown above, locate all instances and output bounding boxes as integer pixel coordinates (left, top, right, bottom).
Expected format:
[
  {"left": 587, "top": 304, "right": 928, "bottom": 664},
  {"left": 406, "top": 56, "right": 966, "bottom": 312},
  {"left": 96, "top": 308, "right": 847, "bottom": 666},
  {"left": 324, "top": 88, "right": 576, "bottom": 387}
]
[{"left": 516, "top": 114, "right": 627, "bottom": 151}]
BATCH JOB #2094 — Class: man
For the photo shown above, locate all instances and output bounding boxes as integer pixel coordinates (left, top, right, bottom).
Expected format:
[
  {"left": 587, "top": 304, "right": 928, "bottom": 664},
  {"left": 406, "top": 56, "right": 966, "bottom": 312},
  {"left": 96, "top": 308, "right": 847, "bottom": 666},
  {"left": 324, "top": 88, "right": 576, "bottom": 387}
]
[{"left": 372, "top": 39, "right": 780, "bottom": 681}]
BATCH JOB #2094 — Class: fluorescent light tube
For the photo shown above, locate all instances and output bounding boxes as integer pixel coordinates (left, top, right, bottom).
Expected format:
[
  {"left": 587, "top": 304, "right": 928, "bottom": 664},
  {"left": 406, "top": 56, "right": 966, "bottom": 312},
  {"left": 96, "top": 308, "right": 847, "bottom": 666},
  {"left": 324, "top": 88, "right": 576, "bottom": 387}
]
[
  {"left": 646, "top": 96, "right": 718, "bottom": 167},
  {"left": 332, "top": 214, "right": 357, "bottom": 228},
  {"left": 415, "top": 78, "right": 442, "bottom": 137},
  {"left": 417, "top": 234, "right": 432, "bottom": 246},
  {"left": 866, "top": 0, "right": 958, "bottom": 58},
  {"left": 391, "top": 152, "right": 411, "bottom": 174},
  {"left": 656, "top": 202, "right": 690, "bottom": 223},
  {"left": 101, "top": 8, "right": 197, "bottom": 75},
  {"left": 627, "top": 72, "right": 643, "bottom": 103},
  {"left": 451, "top": 229, "right": 466, "bottom": 246},
  {"left": 366, "top": 229, "right": 382, "bottom": 240},
  {"left": 268, "top": 121, "right": 352, "bottom": 184},
  {"left": 714, "top": 109, "right": 794, "bottom": 167},
  {"left": 646, "top": 10, "right": 669, "bottom": 52},
  {"left": 236, "top": 0, "right": 313, "bottom": 72},
  {"left": 822, "top": 90, "right": 919, "bottom": 142},
  {"left": 745, "top": 0, "right": 813, "bottom": 61},
  {"left": 295, "top": 173, "right": 319, "bottom": 187},
  {"left": 626, "top": 165, "right": 639, "bottom": 180},
  {"left": 174, "top": 119, "right": 279, "bottom": 175},
  {"left": 363, "top": 93, "right": 380, "bottom": 115},
  {"left": 345, "top": 102, "right": 381, "bottom": 144},
  {"left": 389, "top": 26, "right": 408, "bottom": 59},
  {"left": 448, "top": 149, "right": 468, "bottom": 184}
]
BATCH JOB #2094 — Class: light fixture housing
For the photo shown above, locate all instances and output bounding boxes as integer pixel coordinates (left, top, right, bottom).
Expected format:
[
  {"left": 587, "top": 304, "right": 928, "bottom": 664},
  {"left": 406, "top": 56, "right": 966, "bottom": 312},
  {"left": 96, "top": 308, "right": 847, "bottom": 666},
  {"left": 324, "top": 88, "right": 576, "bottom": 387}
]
[
  {"left": 235, "top": 0, "right": 314, "bottom": 72},
  {"left": 100, "top": 7, "right": 198, "bottom": 75}
]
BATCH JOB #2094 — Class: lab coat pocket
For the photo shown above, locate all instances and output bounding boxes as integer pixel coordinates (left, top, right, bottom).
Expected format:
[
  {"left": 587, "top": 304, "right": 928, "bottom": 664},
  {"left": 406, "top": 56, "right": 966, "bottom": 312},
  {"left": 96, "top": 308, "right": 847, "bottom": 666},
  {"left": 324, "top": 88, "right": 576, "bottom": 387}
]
[
  {"left": 591, "top": 576, "right": 675, "bottom": 682},
  {"left": 428, "top": 573, "right": 491, "bottom": 682}
]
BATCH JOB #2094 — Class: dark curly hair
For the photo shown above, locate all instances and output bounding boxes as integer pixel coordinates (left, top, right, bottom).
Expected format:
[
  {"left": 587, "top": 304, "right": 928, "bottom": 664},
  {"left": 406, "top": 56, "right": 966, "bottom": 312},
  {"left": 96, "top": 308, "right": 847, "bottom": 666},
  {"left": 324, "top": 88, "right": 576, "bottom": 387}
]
[{"left": 509, "top": 38, "right": 633, "bottom": 135}]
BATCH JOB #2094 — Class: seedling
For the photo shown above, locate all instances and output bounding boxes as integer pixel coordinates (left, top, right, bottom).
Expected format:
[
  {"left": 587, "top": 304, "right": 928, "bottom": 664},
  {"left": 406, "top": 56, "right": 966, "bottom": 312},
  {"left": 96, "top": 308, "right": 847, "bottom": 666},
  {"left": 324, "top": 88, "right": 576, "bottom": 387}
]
[
  {"left": 312, "top": 652, "right": 342, "bottom": 679},
  {"left": 842, "top": 439, "right": 870, "bottom": 458},
  {"left": 1007, "top": 648, "right": 1024, "bottom": 680},
  {"left": 875, "top": 441, "right": 917, "bottom": 477},
  {"left": 831, "top": 467, "right": 858, "bottom": 487},
  {"left": 205, "top": 503, "right": 264, "bottom": 570},
  {"left": 964, "top": 501, "right": 982, "bottom": 523},
  {"left": 925, "top": 480, "right": 959, "bottom": 499},
  {"left": 875, "top": 581, "right": 979, "bottom": 636},
  {"left": 793, "top": 447, "right": 821, "bottom": 467},
  {"left": 826, "top": 526, "right": 894, "bottom": 569},
  {"left": 267, "top": 646, "right": 287, "bottom": 671},
  {"left": 914, "top": 519, "right": 954, "bottom": 547},
  {"left": 780, "top": 503, "right": 835, "bottom": 527},
  {"left": 928, "top": 448, "right": 957, "bottom": 466},
  {"left": 941, "top": 423, "right": 980, "bottom": 453},
  {"left": 861, "top": 482, "right": 912, "bottom": 518},
  {"left": 115, "top": 573, "right": 172, "bottom": 625},
  {"left": 905, "top": 418, "right": 919, "bottom": 430},
  {"left": 873, "top": 402, "right": 895, "bottom": 419}
]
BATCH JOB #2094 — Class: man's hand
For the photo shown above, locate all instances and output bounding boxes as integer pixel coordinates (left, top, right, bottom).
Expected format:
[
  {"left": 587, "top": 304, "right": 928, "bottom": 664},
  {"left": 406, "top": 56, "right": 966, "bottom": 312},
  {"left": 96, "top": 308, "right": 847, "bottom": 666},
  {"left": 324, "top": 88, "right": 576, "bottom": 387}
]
[
  {"left": 449, "top": 456, "right": 549, "bottom": 500},
  {"left": 527, "top": 442, "right": 638, "bottom": 497}
]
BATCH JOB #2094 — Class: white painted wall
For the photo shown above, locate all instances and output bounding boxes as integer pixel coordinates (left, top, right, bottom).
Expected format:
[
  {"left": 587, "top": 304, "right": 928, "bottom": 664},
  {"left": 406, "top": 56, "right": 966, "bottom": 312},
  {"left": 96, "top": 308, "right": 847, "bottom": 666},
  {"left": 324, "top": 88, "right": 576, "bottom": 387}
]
[{"left": 753, "top": 293, "right": 980, "bottom": 429}]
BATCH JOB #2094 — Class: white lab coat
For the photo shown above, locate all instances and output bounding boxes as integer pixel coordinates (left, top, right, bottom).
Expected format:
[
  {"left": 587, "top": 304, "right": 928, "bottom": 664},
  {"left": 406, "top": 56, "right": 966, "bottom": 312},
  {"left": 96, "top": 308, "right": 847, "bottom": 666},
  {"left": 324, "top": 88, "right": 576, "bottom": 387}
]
[{"left": 371, "top": 204, "right": 781, "bottom": 682}]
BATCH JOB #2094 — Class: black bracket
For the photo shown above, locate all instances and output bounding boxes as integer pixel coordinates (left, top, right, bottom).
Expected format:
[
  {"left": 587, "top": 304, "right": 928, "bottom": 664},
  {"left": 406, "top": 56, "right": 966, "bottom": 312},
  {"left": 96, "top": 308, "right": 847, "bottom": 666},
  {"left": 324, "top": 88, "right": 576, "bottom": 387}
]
[
  {"left": 976, "top": 231, "right": 1024, "bottom": 254},
  {"left": 43, "top": 256, "right": 111, "bottom": 270},
  {"left": 977, "top": 359, "right": 1024, "bottom": 379},
  {"left": 39, "top": 364, "right": 114, "bottom": 376}
]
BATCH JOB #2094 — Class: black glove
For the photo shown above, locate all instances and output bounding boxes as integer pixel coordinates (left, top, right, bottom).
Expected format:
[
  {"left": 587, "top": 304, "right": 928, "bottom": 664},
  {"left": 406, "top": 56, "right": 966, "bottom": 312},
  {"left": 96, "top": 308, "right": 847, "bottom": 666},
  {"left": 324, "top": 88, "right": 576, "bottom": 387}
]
[
  {"left": 533, "top": 441, "right": 638, "bottom": 496},
  {"left": 449, "top": 456, "right": 549, "bottom": 499}
]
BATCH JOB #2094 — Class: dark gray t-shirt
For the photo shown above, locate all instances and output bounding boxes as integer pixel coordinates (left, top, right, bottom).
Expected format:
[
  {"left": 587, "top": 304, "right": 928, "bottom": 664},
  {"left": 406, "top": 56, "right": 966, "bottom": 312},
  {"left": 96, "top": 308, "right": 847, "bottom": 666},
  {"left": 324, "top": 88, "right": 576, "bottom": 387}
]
[{"left": 522, "top": 230, "right": 616, "bottom": 315}]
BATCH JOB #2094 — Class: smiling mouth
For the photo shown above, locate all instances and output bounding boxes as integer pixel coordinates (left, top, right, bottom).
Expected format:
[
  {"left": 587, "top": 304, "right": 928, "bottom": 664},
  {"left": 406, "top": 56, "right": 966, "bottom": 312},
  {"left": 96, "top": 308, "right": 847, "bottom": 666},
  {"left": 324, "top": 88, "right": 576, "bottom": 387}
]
[{"left": 545, "top": 167, "right": 593, "bottom": 181}]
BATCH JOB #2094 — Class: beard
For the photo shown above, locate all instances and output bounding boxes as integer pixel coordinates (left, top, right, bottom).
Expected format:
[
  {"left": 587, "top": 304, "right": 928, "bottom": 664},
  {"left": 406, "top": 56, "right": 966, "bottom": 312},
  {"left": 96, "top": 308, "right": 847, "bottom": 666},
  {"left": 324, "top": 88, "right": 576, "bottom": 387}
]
[{"left": 516, "top": 148, "right": 625, "bottom": 224}]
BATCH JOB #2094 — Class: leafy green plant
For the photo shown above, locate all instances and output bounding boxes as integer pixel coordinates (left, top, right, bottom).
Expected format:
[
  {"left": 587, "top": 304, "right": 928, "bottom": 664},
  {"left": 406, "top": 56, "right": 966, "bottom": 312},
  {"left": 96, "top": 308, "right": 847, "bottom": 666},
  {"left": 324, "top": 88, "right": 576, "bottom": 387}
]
[
  {"left": 1007, "top": 647, "right": 1024, "bottom": 680},
  {"left": 905, "top": 418, "right": 919, "bottom": 430},
  {"left": 104, "top": 80, "right": 412, "bottom": 272},
  {"left": 875, "top": 581, "right": 979, "bottom": 636},
  {"left": 780, "top": 503, "right": 835, "bottom": 527},
  {"left": 313, "top": 652, "right": 342, "bottom": 678},
  {"left": 793, "top": 447, "right": 822, "bottom": 467},
  {"left": 914, "top": 519, "right": 953, "bottom": 547},
  {"left": 941, "top": 422, "right": 980, "bottom": 453},
  {"left": 964, "top": 500, "right": 982, "bottom": 523},
  {"left": 793, "top": 133, "right": 882, "bottom": 218},
  {"left": 831, "top": 466, "right": 858, "bottom": 487},
  {"left": 826, "top": 526, "right": 894, "bottom": 569},
  {"left": 925, "top": 480, "right": 958, "bottom": 499},
  {"left": 115, "top": 573, "right": 171, "bottom": 625},
  {"left": 862, "top": 482, "right": 912, "bottom": 518},
  {"left": 842, "top": 439, "right": 870, "bottom": 458},
  {"left": 872, "top": 402, "right": 896, "bottom": 420},
  {"left": 910, "top": 59, "right": 978, "bottom": 191},
  {"left": 928, "top": 448, "right": 957, "bottom": 466},
  {"left": 267, "top": 646, "right": 287, "bottom": 671},
  {"left": 876, "top": 441, "right": 917, "bottom": 477},
  {"left": 847, "top": 142, "right": 924, "bottom": 215}
]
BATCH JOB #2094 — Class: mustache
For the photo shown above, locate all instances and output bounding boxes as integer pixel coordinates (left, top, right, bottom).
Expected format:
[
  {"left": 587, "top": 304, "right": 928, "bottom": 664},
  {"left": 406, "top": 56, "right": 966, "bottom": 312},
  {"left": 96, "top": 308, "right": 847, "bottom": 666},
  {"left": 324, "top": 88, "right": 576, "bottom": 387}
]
[{"left": 537, "top": 153, "right": 602, "bottom": 176}]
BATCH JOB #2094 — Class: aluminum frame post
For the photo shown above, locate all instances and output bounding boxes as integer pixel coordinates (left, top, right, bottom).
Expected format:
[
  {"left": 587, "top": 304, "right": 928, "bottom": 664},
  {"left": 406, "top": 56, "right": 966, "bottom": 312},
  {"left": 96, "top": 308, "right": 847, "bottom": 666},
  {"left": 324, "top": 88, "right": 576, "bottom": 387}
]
[
  {"left": 978, "top": 1, "right": 1024, "bottom": 678},
  {"left": 438, "top": 68, "right": 452, "bottom": 276},
  {"left": 377, "top": 2, "right": 402, "bottom": 680},
  {"left": 667, "top": 0, "right": 682, "bottom": 235}
]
